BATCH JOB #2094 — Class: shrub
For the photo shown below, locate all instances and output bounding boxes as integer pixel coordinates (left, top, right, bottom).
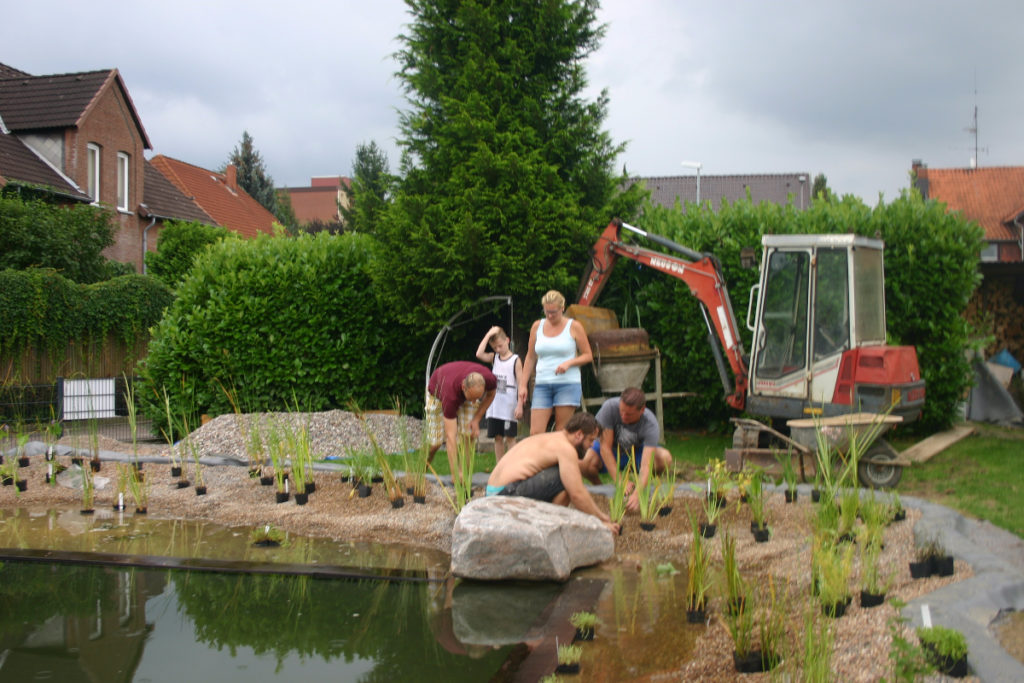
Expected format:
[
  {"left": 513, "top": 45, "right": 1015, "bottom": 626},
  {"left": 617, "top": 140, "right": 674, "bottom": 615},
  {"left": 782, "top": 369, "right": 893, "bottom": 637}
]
[{"left": 139, "top": 232, "right": 423, "bottom": 430}]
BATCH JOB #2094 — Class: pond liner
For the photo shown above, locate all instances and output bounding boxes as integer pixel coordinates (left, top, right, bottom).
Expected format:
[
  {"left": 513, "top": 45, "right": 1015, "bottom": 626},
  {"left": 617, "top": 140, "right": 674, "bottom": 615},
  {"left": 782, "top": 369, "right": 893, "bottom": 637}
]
[{"left": 0, "top": 547, "right": 441, "bottom": 584}]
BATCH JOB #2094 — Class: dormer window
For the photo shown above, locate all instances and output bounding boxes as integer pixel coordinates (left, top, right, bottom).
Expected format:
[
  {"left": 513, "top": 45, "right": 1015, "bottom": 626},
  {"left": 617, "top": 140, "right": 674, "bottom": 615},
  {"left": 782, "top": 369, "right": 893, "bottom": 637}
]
[
  {"left": 117, "top": 152, "right": 130, "bottom": 210},
  {"left": 87, "top": 143, "right": 101, "bottom": 203}
]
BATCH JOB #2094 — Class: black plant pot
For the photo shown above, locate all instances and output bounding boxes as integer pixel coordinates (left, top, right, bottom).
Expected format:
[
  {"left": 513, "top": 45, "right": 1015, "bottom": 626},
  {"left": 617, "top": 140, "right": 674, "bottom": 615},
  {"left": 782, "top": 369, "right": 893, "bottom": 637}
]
[
  {"left": 195, "top": 485, "right": 207, "bottom": 496},
  {"left": 18, "top": 456, "right": 30, "bottom": 468},
  {"left": 1, "top": 475, "right": 12, "bottom": 486},
  {"left": 640, "top": 521, "right": 656, "bottom": 531},
  {"left": 686, "top": 606, "right": 706, "bottom": 623},
  {"left": 733, "top": 649, "right": 778, "bottom": 673},
  {"left": 406, "top": 486, "right": 415, "bottom": 495},
  {"left": 276, "top": 491, "right": 290, "bottom": 504},
  {"left": 923, "top": 646, "right": 968, "bottom": 678},
  {"left": 890, "top": 508, "right": 907, "bottom": 523},
  {"left": 357, "top": 484, "right": 372, "bottom": 498},
  {"left": 295, "top": 492, "right": 309, "bottom": 505},
  {"left": 822, "top": 596, "right": 852, "bottom": 618},
  {"left": 554, "top": 663, "right": 580, "bottom": 674},
  {"left": 860, "top": 590, "right": 885, "bottom": 608},
  {"left": 90, "top": 460, "right": 101, "bottom": 472},
  {"left": 909, "top": 558, "right": 933, "bottom": 579},
  {"left": 573, "top": 628, "right": 594, "bottom": 642},
  {"left": 80, "top": 508, "right": 95, "bottom": 515},
  {"left": 171, "top": 466, "right": 182, "bottom": 477},
  {"left": 699, "top": 522, "right": 716, "bottom": 539},
  {"left": 306, "top": 481, "right": 316, "bottom": 494},
  {"left": 811, "top": 488, "right": 822, "bottom": 503},
  {"left": 659, "top": 506, "right": 673, "bottom": 517},
  {"left": 784, "top": 489, "right": 798, "bottom": 503},
  {"left": 933, "top": 555, "right": 954, "bottom": 577},
  {"left": 252, "top": 539, "right": 281, "bottom": 547},
  {"left": 371, "top": 475, "right": 384, "bottom": 484},
  {"left": 176, "top": 480, "right": 190, "bottom": 489},
  {"left": 71, "top": 456, "right": 83, "bottom": 466},
  {"left": 135, "top": 507, "right": 147, "bottom": 514},
  {"left": 390, "top": 497, "right": 404, "bottom": 509},
  {"left": 752, "top": 526, "right": 770, "bottom": 543},
  {"left": 340, "top": 474, "right": 350, "bottom": 483},
  {"left": 15, "top": 479, "right": 27, "bottom": 492},
  {"left": 260, "top": 476, "right": 274, "bottom": 486},
  {"left": 414, "top": 494, "right": 426, "bottom": 504}
]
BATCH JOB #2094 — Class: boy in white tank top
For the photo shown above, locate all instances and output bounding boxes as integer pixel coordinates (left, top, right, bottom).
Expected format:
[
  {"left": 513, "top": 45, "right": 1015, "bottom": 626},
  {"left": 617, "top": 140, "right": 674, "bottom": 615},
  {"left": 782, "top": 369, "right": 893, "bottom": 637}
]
[{"left": 476, "top": 326, "right": 524, "bottom": 461}]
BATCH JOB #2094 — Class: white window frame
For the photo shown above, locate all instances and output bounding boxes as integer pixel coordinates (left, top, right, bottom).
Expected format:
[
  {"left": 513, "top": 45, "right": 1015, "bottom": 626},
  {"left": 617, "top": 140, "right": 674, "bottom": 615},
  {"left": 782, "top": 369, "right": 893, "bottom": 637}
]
[
  {"left": 87, "top": 143, "right": 101, "bottom": 203},
  {"left": 117, "top": 152, "right": 130, "bottom": 211}
]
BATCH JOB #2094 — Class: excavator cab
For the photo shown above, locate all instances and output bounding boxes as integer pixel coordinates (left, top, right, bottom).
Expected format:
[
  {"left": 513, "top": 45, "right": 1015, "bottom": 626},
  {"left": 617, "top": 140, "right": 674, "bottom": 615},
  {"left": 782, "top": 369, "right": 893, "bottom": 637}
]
[{"left": 745, "top": 234, "right": 922, "bottom": 422}]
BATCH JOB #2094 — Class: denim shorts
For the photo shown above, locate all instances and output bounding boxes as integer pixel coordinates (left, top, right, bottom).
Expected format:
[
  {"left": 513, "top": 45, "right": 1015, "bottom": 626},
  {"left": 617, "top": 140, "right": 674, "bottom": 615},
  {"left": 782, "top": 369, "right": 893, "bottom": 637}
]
[{"left": 531, "top": 382, "right": 582, "bottom": 409}]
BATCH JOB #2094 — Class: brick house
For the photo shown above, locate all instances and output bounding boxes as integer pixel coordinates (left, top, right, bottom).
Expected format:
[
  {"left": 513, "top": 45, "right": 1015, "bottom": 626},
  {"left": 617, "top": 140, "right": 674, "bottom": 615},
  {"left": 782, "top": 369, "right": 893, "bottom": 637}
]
[
  {"left": 912, "top": 160, "right": 1024, "bottom": 361},
  {"left": 149, "top": 155, "right": 277, "bottom": 238},
  {"left": 280, "top": 175, "right": 351, "bottom": 227},
  {"left": 0, "top": 62, "right": 271, "bottom": 272}
]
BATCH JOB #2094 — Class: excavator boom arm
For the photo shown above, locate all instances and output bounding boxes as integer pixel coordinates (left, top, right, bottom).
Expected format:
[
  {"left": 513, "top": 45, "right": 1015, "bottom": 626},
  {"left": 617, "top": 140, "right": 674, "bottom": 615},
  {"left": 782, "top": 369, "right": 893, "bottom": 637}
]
[{"left": 578, "top": 219, "right": 749, "bottom": 409}]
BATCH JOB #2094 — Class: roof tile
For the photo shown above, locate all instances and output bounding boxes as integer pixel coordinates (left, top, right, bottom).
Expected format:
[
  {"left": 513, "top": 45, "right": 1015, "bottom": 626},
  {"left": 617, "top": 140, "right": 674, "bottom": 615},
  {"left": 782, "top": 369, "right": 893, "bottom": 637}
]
[{"left": 919, "top": 166, "right": 1024, "bottom": 241}]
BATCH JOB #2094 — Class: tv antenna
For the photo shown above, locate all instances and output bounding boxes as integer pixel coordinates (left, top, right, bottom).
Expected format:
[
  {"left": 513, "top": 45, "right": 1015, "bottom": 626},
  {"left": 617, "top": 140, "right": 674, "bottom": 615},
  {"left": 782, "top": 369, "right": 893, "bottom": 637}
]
[{"left": 963, "top": 81, "right": 988, "bottom": 168}]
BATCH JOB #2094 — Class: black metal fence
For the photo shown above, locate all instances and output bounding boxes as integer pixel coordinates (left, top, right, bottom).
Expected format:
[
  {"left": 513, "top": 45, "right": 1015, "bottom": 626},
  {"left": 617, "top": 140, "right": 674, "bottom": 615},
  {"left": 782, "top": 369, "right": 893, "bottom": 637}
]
[{"left": 0, "top": 377, "right": 157, "bottom": 447}]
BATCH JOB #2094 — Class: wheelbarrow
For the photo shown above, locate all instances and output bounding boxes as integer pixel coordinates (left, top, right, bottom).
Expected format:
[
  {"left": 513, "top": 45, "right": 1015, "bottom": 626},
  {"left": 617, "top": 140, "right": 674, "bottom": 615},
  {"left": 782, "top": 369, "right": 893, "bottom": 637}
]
[{"left": 724, "top": 412, "right": 908, "bottom": 489}]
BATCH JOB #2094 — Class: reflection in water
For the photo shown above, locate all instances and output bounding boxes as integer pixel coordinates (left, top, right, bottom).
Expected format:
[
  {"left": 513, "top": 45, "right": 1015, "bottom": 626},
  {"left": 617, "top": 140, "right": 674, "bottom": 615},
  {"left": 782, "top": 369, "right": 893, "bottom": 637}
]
[{"left": 0, "top": 561, "right": 512, "bottom": 682}]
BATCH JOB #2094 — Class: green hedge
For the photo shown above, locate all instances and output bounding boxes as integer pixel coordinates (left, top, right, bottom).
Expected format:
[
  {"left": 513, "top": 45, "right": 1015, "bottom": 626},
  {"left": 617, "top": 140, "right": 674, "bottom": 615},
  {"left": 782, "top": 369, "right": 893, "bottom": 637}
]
[
  {"left": 0, "top": 268, "right": 172, "bottom": 378},
  {"left": 597, "top": 190, "right": 983, "bottom": 432},
  {"left": 139, "top": 232, "right": 424, "bottom": 429}
]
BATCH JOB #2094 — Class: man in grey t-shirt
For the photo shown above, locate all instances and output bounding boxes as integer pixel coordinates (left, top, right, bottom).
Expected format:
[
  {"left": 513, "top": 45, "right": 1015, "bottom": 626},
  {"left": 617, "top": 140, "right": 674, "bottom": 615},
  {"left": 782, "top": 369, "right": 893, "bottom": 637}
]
[{"left": 580, "top": 387, "right": 673, "bottom": 511}]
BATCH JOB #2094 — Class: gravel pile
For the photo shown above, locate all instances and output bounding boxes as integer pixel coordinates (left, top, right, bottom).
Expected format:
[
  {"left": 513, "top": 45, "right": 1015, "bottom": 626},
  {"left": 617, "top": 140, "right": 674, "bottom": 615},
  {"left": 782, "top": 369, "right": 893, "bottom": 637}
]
[{"left": 174, "top": 409, "right": 424, "bottom": 463}]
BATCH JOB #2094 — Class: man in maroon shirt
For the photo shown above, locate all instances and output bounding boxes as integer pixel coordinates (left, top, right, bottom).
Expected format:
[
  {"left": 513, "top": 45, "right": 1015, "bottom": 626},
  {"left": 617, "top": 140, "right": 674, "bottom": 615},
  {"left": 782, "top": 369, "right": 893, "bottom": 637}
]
[{"left": 426, "top": 361, "right": 497, "bottom": 484}]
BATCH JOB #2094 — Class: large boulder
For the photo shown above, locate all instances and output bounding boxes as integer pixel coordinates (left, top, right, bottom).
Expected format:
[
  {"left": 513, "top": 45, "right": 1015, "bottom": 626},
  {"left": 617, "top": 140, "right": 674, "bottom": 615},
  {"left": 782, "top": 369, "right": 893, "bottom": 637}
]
[{"left": 451, "top": 496, "right": 614, "bottom": 581}]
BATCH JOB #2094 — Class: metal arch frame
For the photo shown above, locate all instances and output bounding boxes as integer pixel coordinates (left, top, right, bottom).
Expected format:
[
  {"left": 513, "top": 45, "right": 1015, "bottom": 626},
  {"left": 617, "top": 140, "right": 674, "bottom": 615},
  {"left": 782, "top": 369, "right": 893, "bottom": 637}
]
[{"left": 424, "top": 295, "right": 514, "bottom": 388}]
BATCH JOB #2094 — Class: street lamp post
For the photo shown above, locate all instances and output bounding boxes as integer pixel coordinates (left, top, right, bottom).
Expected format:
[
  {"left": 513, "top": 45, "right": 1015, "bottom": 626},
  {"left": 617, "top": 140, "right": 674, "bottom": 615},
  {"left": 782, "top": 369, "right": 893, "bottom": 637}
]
[{"left": 681, "top": 161, "right": 702, "bottom": 206}]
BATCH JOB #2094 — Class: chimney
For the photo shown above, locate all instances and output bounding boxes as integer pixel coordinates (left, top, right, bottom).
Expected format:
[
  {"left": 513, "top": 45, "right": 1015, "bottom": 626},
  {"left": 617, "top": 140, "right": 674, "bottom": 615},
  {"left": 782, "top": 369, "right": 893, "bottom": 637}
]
[
  {"left": 225, "top": 164, "right": 238, "bottom": 190},
  {"left": 911, "top": 159, "right": 928, "bottom": 199}
]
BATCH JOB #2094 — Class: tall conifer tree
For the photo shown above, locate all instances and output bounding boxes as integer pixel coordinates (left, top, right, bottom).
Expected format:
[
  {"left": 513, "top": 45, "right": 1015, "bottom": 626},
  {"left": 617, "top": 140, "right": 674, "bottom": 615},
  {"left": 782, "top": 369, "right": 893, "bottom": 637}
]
[{"left": 374, "top": 0, "right": 636, "bottom": 326}]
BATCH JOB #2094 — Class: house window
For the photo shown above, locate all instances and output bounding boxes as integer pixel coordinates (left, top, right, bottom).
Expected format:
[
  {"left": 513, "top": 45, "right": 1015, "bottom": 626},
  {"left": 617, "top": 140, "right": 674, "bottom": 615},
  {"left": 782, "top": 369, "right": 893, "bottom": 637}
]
[
  {"left": 87, "top": 143, "right": 100, "bottom": 203},
  {"left": 117, "top": 152, "right": 130, "bottom": 211}
]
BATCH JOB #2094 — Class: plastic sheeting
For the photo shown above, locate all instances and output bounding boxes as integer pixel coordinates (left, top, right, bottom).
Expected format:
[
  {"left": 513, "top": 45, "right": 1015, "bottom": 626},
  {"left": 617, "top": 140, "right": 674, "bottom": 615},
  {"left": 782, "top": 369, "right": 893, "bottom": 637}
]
[{"left": 966, "top": 355, "right": 1024, "bottom": 425}]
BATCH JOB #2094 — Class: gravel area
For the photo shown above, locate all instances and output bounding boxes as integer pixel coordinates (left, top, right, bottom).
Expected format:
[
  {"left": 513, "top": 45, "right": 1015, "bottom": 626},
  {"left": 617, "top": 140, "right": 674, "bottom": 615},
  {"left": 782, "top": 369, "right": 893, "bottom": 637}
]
[{"left": 3, "top": 410, "right": 983, "bottom": 681}]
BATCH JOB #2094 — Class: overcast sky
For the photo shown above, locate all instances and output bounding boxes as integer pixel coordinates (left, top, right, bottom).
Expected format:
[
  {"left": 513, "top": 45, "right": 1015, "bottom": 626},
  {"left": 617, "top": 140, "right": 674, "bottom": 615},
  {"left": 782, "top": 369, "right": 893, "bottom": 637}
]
[{"left": 4, "top": 1, "right": 1022, "bottom": 205}]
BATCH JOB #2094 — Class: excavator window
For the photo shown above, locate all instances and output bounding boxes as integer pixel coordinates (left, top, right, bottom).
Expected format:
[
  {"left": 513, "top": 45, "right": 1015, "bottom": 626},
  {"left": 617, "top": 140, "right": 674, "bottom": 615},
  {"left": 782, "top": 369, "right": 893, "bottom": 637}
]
[
  {"left": 813, "top": 248, "right": 850, "bottom": 360},
  {"left": 755, "top": 250, "right": 809, "bottom": 379}
]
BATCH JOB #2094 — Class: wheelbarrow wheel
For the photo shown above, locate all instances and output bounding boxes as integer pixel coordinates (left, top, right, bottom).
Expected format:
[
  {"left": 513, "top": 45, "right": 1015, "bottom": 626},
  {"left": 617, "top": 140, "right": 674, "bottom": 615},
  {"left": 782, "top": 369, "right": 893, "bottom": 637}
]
[{"left": 857, "top": 440, "right": 902, "bottom": 489}]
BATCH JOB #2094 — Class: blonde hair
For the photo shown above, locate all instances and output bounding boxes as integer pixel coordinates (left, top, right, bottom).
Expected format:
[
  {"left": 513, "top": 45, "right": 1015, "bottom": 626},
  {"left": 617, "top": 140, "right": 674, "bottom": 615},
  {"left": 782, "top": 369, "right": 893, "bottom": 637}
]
[
  {"left": 541, "top": 290, "right": 565, "bottom": 309},
  {"left": 490, "top": 327, "right": 508, "bottom": 343}
]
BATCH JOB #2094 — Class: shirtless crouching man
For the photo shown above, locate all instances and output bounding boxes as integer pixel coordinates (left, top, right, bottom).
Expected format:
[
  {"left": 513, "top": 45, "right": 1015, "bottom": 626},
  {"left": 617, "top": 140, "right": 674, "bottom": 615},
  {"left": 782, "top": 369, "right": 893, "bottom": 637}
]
[{"left": 485, "top": 412, "right": 619, "bottom": 535}]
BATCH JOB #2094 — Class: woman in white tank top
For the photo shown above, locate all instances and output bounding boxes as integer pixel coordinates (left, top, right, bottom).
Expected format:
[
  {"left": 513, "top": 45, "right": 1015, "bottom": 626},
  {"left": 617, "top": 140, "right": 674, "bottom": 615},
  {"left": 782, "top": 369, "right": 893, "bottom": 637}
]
[{"left": 519, "top": 290, "right": 593, "bottom": 435}]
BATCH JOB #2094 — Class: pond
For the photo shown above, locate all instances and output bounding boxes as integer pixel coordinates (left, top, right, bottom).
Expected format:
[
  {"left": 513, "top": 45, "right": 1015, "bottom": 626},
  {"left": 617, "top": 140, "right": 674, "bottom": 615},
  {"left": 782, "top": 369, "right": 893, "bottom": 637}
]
[{"left": 0, "top": 508, "right": 698, "bottom": 681}]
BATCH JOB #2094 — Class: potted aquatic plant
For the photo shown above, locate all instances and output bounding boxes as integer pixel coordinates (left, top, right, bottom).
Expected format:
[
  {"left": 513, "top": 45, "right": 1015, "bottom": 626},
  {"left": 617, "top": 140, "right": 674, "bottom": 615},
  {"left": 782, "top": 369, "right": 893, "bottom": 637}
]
[
  {"left": 746, "top": 467, "right": 769, "bottom": 541},
  {"left": 87, "top": 416, "right": 102, "bottom": 472},
  {"left": 286, "top": 423, "right": 313, "bottom": 505},
  {"left": 757, "top": 578, "right": 785, "bottom": 672},
  {"left": 774, "top": 450, "right": 798, "bottom": 502},
  {"left": 887, "top": 491, "right": 906, "bottom": 523},
  {"left": 703, "top": 457, "right": 732, "bottom": 506},
  {"left": 636, "top": 473, "right": 660, "bottom": 531},
  {"left": 690, "top": 479, "right": 724, "bottom": 538},
  {"left": 726, "top": 584, "right": 756, "bottom": 670},
  {"left": 686, "top": 512, "right": 712, "bottom": 622},
  {"left": 80, "top": 460, "right": 95, "bottom": 514},
  {"left": 816, "top": 541, "right": 855, "bottom": 617},
  {"left": 42, "top": 409, "right": 62, "bottom": 461},
  {"left": 570, "top": 611, "right": 600, "bottom": 642},
  {"left": 158, "top": 387, "right": 182, "bottom": 477},
  {"left": 555, "top": 642, "right": 583, "bottom": 674},
  {"left": 720, "top": 529, "right": 746, "bottom": 615},
  {"left": 916, "top": 625, "right": 968, "bottom": 678},
  {"left": 126, "top": 461, "right": 150, "bottom": 513},
  {"left": 657, "top": 466, "right": 677, "bottom": 516},
  {"left": 15, "top": 422, "right": 31, "bottom": 467},
  {"left": 858, "top": 533, "right": 890, "bottom": 608}
]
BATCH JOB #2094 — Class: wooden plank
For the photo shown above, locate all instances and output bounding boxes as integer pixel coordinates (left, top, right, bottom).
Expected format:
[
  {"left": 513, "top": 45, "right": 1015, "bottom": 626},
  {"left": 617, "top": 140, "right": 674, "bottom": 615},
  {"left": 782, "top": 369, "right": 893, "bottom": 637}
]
[{"left": 900, "top": 424, "right": 976, "bottom": 463}]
